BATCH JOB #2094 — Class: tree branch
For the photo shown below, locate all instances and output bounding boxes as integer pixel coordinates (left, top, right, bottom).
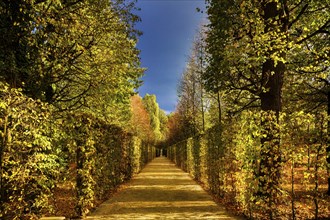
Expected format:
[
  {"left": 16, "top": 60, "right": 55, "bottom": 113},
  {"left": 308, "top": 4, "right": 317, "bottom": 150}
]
[
  {"left": 297, "top": 19, "right": 330, "bottom": 44},
  {"left": 288, "top": 3, "right": 308, "bottom": 29}
]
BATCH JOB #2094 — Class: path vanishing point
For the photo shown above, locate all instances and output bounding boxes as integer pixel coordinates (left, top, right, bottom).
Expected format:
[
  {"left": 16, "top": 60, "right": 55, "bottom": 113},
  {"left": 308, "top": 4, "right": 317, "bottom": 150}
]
[{"left": 86, "top": 157, "right": 243, "bottom": 220}]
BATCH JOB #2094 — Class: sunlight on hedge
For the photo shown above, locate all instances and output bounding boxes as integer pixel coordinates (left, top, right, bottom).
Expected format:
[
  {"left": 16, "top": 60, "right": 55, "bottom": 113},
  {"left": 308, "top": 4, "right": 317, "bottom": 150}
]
[
  {"left": 0, "top": 82, "right": 156, "bottom": 219},
  {"left": 168, "top": 110, "right": 329, "bottom": 219}
]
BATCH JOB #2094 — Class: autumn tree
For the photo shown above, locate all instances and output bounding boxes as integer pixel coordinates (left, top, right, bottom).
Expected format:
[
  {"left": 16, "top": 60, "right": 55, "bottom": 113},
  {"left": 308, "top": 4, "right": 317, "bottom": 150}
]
[
  {"left": 0, "top": 0, "right": 143, "bottom": 123},
  {"left": 130, "top": 95, "right": 154, "bottom": 142},
  {"left": 205, "top": 0, "right": 330, "bottom": 213},
  {"left": 177, "top": 28, "right": 210, "bottom": 135},
  {"left": 164, "top": 112, "right": 186, "bottom": 146},
  {"left": 142, "top": 94, "right": 163, "bottom": 142},
  {"left": 158, "top": 109, "right": 169, "bottom": 141},
  {"left": 0, "top": 0, "right": 147, "bottom": 217}
]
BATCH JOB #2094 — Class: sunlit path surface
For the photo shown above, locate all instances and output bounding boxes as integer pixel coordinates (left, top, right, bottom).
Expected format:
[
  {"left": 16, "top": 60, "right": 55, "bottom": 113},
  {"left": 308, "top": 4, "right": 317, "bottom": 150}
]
[{"left": 86, "top": 157, "right": 242, "bottom": 219}]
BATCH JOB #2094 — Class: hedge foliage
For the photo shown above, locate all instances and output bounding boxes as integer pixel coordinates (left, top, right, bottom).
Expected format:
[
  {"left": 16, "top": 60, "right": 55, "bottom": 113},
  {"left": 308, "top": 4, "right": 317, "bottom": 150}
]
[
  {"left": 168, "top": 110, "right": 329, "bottom": 219},
  {"left": 0, "top": 83, "right": 155, "bottom": 219},
  {"left": 0, "top": 83, "right": 58, "bottom": 219},
  {"left": 67, "top": 113, "right": 155, "bottom": 217}
]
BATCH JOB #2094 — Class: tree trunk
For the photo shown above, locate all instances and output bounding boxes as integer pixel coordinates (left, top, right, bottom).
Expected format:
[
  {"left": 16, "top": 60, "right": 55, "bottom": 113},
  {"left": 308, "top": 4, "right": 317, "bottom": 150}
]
[
  {"left": 327, "top": 89, "right": 330, "bottom": 195},
  {"left": 0, "top": 115, "right": 8, "bottom": 214},
  {"left": 258, "top": 1, "right": 287, "bottom": 218},
  {"left": 217, "top": 91, "right": 222, "bottom": 125},
  {"left": 76, "top": 142, "right": 83, "bottom": 217},
  {"left": 201, "top": 88, "right": 205, "bottom": 132}
]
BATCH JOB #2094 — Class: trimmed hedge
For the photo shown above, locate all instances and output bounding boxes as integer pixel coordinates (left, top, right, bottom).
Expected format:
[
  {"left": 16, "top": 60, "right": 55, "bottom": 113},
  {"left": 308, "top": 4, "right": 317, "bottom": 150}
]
[
  {"left": 0, "top": 83, "right": 58, "bottom": 219},
  {"left": 0, "top": 83, "right": 155, "bottom": 219},
  {"left": 168, "top": 111, "right": 329, "bottom": 219},
  {"left": 67, "top": 113, "right": 155, "bottom": 217}
]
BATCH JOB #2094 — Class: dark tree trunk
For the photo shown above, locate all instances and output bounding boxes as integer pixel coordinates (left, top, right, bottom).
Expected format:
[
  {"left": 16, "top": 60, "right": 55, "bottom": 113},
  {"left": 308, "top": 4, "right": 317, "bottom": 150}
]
[
  {"left": 259, "top": 58, "right": 285, "bottom": 187},
  {"left": 76, "top": 142, "right": 83, "bottom": 217},
  {"left": 260, "top": 60, "right": 284, "bottom": 114},
  {"left": 327, "top": 89, "right": 330, "bottom": 195},
  {"left": 258, "top": 1, "right": 288, "bottom": 218},
  {"left": 217, "top": 91, "right": 222, "bottom": 125},
  {"left": 0, "top": 115, "right": 8, "bottom": 215}
]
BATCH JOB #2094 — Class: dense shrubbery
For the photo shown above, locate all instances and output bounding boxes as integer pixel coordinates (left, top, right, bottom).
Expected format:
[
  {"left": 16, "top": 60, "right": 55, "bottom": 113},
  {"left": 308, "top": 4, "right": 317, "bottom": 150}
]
[
  {"left": 67, "top": 113, "right": 155, "bottom": 217},
  {"left": 0, "top": 83, "right": 58, "bottom": 219},
  {"left": 0, "top": 0, "right": 160, "bottom": 218},
  {"left": 171, "top": 2, "right": 330, "bottom": 219},
  {"left": 168, "top": 110, "right": 329, "bottom": 219},
  {"left": 0, "top": 84, "right": 155, "bottom": 219}
]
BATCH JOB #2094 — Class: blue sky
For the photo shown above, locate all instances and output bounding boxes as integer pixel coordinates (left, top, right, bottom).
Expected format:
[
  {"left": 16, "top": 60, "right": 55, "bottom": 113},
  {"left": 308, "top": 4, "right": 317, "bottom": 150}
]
[{"left": 135, "top": 0, "right": 207, "bottom": 113}]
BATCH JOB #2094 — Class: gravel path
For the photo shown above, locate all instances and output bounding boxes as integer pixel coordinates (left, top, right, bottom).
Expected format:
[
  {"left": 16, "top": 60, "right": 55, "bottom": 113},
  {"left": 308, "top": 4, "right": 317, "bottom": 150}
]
[{"left": 86, "top": 157, "right": 243, "bottom": 219}]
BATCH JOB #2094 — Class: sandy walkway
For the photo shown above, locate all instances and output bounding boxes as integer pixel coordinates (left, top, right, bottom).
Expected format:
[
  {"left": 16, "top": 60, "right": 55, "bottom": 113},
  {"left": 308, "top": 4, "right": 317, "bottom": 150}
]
[{"left": 86, "top": 157, "right": 243, "bottom": 219}]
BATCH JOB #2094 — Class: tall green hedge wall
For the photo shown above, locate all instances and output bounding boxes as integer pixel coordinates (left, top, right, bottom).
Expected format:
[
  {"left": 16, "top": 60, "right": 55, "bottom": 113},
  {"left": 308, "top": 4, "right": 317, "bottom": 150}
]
[
  {"left": 0, "top": 83, "right": 155, "bottom": 219},
  {"left": 168, "top": 111, "right": 328, "bottom": 219}
]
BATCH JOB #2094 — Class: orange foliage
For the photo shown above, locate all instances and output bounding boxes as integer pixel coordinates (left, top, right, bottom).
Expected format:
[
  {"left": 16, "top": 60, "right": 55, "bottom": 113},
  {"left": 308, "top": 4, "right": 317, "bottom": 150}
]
[
  {"left": 130, "top": 95, "right": 154, "bottom": 142},
  {"left": 165, "top": 112, "right": 187, "bottom": 145}
]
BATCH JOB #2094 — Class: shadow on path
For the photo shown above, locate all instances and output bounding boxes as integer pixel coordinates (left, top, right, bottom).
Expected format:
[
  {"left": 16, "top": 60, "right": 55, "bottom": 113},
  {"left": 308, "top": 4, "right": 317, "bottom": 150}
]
[{"left": 86, "top": 157, "right": 243, "bottom": 219}]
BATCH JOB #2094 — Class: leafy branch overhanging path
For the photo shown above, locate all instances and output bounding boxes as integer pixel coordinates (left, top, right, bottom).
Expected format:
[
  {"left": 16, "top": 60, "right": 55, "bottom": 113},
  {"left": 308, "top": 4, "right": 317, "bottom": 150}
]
[{"left": 86, "top": 157, "right": 242, "bottom": 219}]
